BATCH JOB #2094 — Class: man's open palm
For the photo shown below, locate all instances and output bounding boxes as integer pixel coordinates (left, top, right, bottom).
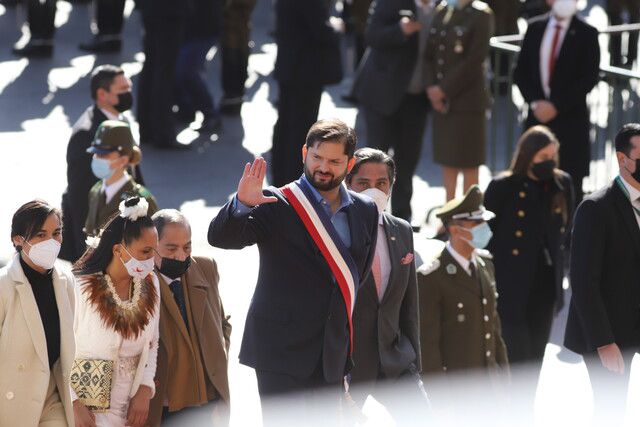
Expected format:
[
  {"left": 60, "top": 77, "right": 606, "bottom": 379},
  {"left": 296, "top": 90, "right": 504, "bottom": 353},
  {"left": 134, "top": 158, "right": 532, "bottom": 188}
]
[{"left": 237, "top": 157, "right": 278, "bottom": 207}]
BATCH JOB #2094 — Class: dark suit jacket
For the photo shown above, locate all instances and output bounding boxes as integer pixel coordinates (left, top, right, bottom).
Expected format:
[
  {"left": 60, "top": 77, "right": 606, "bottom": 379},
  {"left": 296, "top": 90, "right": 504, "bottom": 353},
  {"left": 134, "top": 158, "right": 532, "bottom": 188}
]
[
  {"left": 485, "top": 172, "right": 574, "bottom": 322},
  {"left": 60, "top": 105, "right": 106, "bottom": 262},
  {"left": 513, "top": 14, "right": 600, "bottom": 179},
  {"left": 353, "top": 0, "right": 419, "bottom": 115},
  {"left": 274, "top": 0, "right": 343, "bottom": 87},
  {"left": 148, "top": 257, "right": 231, "bottom": 426},
  {"left": 208, "top": 183, "right": 378, "bottom": 382},
  {"left": 351, "top": 213, "right": 420, "bottom": 383},
  {"left": 564, "top": 180, "right": 640, "bottom": 354}
]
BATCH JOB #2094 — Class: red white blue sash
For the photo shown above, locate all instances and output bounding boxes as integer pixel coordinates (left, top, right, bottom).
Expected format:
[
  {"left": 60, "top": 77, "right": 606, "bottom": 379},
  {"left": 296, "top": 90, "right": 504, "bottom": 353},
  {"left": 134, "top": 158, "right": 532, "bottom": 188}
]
[{"left": 281, "top": 180, "right": 359, "bottom": 354}]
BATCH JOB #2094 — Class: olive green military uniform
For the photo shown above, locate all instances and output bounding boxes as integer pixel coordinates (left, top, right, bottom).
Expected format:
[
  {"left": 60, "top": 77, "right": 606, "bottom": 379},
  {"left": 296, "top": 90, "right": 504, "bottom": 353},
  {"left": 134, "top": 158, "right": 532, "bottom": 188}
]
[
  {"left": 424, "top": 0, "right": 494, "bottom": 168},
  {"left": 84, "top": 177, "right": 158, "bottom": 237},
  {"left": 417, "top": 248, "right": 508, "bottom": 376}
]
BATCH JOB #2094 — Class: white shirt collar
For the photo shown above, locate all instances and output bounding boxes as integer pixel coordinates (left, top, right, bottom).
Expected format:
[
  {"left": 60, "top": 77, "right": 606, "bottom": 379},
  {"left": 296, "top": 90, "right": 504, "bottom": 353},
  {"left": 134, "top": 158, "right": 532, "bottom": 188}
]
[
  {"left": 99, "top": 107, "right": 122, "bottom": 122},
  {"left": 619, "top": 175, "right": 640, "bottom": 203},
  {"left": 446, "top": 242, "right": 477, "bottom": 276},
  {"left": 160, "top": 272, "right": 179, "bottom": 285},
  {"left": 102, "top": 172, "right": 130, "bottom": 204},
  {"left": 548, "top": 15, "right": 571, "bottom": 31}
]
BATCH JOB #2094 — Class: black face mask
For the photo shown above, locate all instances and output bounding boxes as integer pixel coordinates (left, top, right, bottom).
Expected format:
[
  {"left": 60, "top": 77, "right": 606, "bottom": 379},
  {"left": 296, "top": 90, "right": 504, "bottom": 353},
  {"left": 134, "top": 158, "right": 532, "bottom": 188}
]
[
  {"left": 114, "top": 91, "right": 133, "bottom": 113},
  {"left": 159, "top": 256, "right": 191, "bottom": 280},
  {"left": 531, "top": 159, "right": 555, "bottom": 181},
  {"left": 626, "top": 156, "right": 640, "bottom": 183}
]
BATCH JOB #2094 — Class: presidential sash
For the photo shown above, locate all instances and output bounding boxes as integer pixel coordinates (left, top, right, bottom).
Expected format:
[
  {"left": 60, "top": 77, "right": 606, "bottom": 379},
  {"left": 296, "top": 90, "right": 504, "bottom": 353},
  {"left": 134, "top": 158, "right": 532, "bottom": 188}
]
[{"left": 281, "top": 180, "right": 359, "bottom": 354}]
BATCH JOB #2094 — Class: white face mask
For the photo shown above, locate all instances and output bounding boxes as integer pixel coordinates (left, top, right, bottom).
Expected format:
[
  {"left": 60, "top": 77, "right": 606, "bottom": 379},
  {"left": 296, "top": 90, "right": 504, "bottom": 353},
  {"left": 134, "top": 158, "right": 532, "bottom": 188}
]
[
  {"left": 23, "top": 238, "right": 61, "bottom": 270},
  {"left": 120, "top": 246, "right": 155, "bottom": 279},
  {"left": 361, "top": 187, "right": 390, "bottom": 214},
  {"left": 552, "top": 0, "right": 577, "bottom": 19}
]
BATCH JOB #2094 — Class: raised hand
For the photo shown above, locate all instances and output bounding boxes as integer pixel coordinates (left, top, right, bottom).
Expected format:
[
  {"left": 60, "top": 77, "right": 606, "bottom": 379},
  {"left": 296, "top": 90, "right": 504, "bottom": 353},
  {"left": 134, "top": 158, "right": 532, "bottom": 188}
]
[{"left": 237, "top": 157, "right": 278, "bottom": 207}]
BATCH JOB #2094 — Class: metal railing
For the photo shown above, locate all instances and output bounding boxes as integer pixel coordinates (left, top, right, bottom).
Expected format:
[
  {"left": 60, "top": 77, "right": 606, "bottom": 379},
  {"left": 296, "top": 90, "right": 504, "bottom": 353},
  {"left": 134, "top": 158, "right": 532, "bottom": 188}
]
[{"left": 488, "top": 24, "right": 640, "bottom": 192}]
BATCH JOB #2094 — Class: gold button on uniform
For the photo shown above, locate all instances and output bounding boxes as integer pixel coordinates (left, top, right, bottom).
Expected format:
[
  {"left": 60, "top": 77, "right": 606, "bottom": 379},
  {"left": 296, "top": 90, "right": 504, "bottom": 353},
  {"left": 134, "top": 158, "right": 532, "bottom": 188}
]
[
  {"left": 17, "top": 364, "right": 24, "bottom": 372},
  {"left": 484, "top": 315, "right": 489, "bottom": 322},
  {"left": 515, "top": 230, "right": 523, "bottom": 238},
  {"left": 512, "top": 249, "right": 519, "bottom": 256},
  {"left": 457, "top": 302, "right": 464, "bottom": 308},
  {"left": 5, "top": 392, "right": 14, "bottom": 400},
  {"left": 555, "top": 207, "right": 562, "bottom": 214},
  {"left": 485, "top": 333, "right": 491, "bottom": 339},
  {"left": 486, "top": 350, "right": 491, "bottom": 357},
  {"left": 517, "top": 210, "right": 525, "bottom": 218},
  {"left": 482, "top": 298, "right": 487, "bottom": 305},
  {"left": 519, "top": 191, "right": 526, "bottom": 198}
]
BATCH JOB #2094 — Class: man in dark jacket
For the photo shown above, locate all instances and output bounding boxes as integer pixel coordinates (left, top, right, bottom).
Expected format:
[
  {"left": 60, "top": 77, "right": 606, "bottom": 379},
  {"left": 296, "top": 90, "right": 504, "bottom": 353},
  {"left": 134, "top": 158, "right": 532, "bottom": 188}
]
[
  {"left": 60, "top": 65, "right": 135, "bottom": 262},
  {"left": 513, "top": 0, "right": 600, "bottom": 202},
  {"left": 564, "top": 123, "right": 640, "bottom": 423},
  {"left": 271, "top": 0, "right": 344, "bottom": 187}
]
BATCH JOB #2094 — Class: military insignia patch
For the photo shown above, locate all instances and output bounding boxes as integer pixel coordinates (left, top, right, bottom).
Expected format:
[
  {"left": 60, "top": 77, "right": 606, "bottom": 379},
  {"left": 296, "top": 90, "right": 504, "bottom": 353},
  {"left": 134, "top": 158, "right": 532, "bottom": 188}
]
[{"left": 446, "top": 264, "right": 457, "bottom": 275}]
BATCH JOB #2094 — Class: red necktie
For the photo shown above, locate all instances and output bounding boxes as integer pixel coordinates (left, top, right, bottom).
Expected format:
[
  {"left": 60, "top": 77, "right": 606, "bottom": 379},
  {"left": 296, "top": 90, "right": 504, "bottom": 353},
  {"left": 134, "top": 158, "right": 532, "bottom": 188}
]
[
  {"left": 548, "top": 24, "right": 562, "bottom": 85},
  {"left": 372, "top": 252, "right": 382, "bottom": 300}
]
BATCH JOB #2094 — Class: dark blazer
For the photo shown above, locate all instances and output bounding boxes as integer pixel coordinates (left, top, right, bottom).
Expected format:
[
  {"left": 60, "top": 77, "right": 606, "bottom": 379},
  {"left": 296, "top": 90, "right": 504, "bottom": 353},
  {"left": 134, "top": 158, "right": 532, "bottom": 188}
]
[
  {"left": 60, "top": 105, "right": 106, "bottom": 262},
  {"left": 274, "top": 0, "right": 343, "bottom": 87},
  {"left": 484, "top": 172, "right": 574, "bottom": 322},
  {"left": 353, "top": 0, "right": 419, "bottom": 115},
  {"left": 564, "top": 181, "right": 640, "bottom": 354},
  {"left": 351, "top": 213, "right": 420, "bottom": 383},
  {"left": 513, "top": 14, "right": 600, "bottom": 179},
  {"left": 208, "top": 183, "right": 378, "bottom": 382}
]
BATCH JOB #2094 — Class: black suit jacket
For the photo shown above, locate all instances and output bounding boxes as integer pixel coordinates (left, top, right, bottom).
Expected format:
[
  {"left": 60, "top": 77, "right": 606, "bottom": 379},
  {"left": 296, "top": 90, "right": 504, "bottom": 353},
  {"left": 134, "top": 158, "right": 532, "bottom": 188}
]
[
  {"left": 351, "top": 213, "right": 420, "bottom": 383},
  {"left": 208, "top": 183, "right": 378, "bottom": 382},
  {"left": 274, "top": 0, "right": 343, "bottom": 87},
  {"left": 60, "top": 106, "right": 106, "bottom": 262},
  {"left": 353, "top": 0, "right": 419, "bottom": 115},
  {"left": 564, "top": 180, "right": 640, "bottom": 354},
  {"left": 513, "top": 14, "right": 600, "bottom": 179},
  {"left": 485, "top": 172, "right": 574, "bottom": 323}
]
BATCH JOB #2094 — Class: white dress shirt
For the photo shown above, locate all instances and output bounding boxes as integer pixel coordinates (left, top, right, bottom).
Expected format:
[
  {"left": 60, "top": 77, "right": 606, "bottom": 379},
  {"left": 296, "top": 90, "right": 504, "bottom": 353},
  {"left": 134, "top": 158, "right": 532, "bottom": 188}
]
[
  {"left": 103, "top": 172, "right": 130, "bottom": 204},
  {"left": 619, "top": 175, "right": 640, "bottom": 228},
  {"left": 539, "top": 15, "right": 570, "bottom": 98},
  {"left": 375, "top": 215, "right": 392, "bottom": 301},
  {"left": 446, "top": 242, "right": 478, "bottom": 276},
  {"left": 99, "top": 108, "right": 123, "bottom": 122}
]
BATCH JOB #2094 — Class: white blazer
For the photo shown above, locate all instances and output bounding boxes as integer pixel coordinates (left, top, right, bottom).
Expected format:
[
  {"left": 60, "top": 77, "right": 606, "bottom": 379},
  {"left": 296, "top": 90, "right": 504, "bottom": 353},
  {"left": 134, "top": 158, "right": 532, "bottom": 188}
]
[
  {"left": 72, "top": 273, "right": 160, "bottom": 400},
  {"left": 0, "top": 253, "right": 76, "bottom": 427}
]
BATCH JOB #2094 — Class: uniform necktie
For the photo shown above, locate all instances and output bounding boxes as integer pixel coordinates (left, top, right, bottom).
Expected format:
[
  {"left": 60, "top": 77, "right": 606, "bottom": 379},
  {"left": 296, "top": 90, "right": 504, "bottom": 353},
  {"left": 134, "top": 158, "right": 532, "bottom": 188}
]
[
  {"left": 169, "top": 280, "right": 189, "bottom": 331},
  {"left": 372, "top": 252, "right": 382, "bottom": 301},
  {"left": 548, "top": 24, "right": 562, "bottom": 84},
  {"left": 469, "top": 261, "right": 478, "bottom": 282}
]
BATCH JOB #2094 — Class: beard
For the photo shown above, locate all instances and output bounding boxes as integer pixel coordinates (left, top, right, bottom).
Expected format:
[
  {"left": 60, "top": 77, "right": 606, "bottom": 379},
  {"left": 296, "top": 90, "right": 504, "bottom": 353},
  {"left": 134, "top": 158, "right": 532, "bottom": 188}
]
[{"left": 304, "top": 164, "right": 347, "bottom": 191}]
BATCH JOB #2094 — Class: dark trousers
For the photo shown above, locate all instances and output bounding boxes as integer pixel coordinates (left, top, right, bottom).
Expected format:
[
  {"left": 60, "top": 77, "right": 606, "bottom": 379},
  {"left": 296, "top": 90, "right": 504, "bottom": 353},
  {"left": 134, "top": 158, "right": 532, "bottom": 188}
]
[
  {"left": 607, "top": 0, "right": 640, "bottom": 66},
  {"left": 271, "top": 83, "right": 323, "bottom": 187},
  {"left": 500, "top": 259, "right": 555, "bottom": 412},
  {"left": 256, "top": 364, "right": 343, "bottom": 427},
  {"left": 364, "top": 93, "right": 429, "bottom": 221},
  {"left": 175, "top": 36, "right": 218, "bottom": 119},
  {"left": 584, "top": 349, "right": 637, "bottom": 425},
  {"left": 94, "top": 0, "right": 125, "bottom": 36},
  {"left": 138, "top": 15, "right": 184, "bottom": 147},
  {"left": 221, "top": 46, "right": 250, "bottom": 99},
  {"left": 26, "top": 0, "right": 56, "bottom": 40}
]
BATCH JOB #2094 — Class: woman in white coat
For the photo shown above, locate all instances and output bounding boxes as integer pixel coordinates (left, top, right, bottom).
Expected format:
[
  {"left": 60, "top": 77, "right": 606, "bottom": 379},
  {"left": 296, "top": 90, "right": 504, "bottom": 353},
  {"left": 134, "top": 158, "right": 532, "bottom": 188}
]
[
  {"left": 0, "top": 200, "right": 76, "bottom": 427},
  {"left": 71, "top": 197, "right": 160, "bottom": 427}
]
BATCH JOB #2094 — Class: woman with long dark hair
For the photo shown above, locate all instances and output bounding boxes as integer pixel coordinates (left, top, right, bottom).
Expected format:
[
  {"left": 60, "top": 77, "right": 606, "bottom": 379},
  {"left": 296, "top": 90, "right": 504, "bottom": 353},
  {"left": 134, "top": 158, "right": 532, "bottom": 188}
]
[
  {"left": 484, "top": 125, "right": 574, "bottom": 396},
  {"left": 71, "top": 197, "right": 159, "bottom": 427},
  {"left": 0, "top": 200, "right": 76, "bottom": 426}
]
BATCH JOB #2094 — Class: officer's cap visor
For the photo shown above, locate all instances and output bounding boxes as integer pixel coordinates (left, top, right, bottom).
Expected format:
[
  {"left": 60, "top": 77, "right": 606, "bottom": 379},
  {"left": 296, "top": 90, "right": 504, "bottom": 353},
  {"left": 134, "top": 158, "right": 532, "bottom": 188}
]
[
  {"left": 86, "top": 145, "right": 119, "bottom": 155},
  {"left": 451, "top": 208, "right": 495, "bottom": 221}
]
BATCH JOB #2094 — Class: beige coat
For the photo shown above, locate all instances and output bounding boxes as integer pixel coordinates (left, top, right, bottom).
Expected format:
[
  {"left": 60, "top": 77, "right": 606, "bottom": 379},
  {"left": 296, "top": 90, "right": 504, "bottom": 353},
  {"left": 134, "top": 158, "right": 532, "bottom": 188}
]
[{"left": 0, "top": 254, "right": 76, "bottom": 427}]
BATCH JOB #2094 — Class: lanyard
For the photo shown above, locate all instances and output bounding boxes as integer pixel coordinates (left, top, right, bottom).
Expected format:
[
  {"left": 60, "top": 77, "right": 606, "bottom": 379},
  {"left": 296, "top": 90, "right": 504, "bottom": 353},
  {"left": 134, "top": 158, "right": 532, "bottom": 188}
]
[{"left": 615, "top": 176, "right": 640, "bottom": 217}]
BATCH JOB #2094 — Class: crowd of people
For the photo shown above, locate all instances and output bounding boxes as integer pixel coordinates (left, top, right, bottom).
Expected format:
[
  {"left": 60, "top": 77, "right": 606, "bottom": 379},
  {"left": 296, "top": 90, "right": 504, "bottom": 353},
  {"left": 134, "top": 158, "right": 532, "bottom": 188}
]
[{"left": 2, "top": 0, "right": 640, "bottom": 426}]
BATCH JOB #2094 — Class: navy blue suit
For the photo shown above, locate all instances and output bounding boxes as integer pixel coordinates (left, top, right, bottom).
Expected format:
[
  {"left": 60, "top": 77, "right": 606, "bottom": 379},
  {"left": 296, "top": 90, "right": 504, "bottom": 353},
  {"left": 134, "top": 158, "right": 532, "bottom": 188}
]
[{"left": 208, "top": 182, "right": 378, "bottom": 386}]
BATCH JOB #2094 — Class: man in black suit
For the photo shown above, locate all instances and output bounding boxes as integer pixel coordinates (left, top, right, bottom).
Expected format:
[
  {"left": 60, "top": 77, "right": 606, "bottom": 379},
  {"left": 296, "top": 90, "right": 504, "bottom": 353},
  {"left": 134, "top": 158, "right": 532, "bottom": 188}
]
[
  {"left": 208, "top": 119, "right": 378, "bottom": 423},
  {"left": 513, "top": 0, "right": 600, "bottom": 202},
  {"left": 271, "top": 0, "right": 344, "bottom": 187},
  {"left": 345, "top": 148, "right": 425, "bottom": 417},
  {"left": 12, "top": 0, "right": 56, "bottom": 57},
  {"left": 564, "top": 123, "right": 640, "bottom": 422},
  {"left": 60, "top": 65, "right": 134, "bottom": 262},
  {"left": 79, "top": 0, "right": 126, "bottom": 52},
  {"left": 353, "top": 0, "right": 432, "bottom": 221}
]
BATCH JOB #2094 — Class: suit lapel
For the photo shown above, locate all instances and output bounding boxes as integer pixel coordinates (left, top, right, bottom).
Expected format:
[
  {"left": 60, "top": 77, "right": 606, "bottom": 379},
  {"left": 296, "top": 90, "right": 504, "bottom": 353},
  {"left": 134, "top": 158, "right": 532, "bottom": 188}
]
[
  {"left": 612, "top": 182, "right": 640, "bottom": 258},
  {"left": 185, "top": 266, "right": 209, "bottom": 336},
  {"left": 157, "top": 273, "right": 192, "bottom": 344},
  {"left": 52, "top": 270, "right": 73, "bottom": 378},
  {"left": 380, "top": 214, "right": 399, "bottom": 304},
  {"left": 441, "top": 249, "right": 482, "bottom": 296},
  {"left": 533, "top": 16, "right": 549, "bottom": 90},
  {"left": 551, "top": 15, "right": 577, "bottom": 86}
]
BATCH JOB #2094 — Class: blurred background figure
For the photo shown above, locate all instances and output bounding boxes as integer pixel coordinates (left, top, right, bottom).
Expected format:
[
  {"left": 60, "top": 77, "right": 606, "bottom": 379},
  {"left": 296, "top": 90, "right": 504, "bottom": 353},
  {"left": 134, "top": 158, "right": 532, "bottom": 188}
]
[
  {"left": 220, "top": 0, "right": 257, "bottom": 116},
  {"left": 137, "top": 0, "right": 188, "bottom": 150},
  {"left": 173, "top": 0, "right": 223, "bottom": 135},
  {"left": 513, "top": 0, "right": 600, "bottom": 203},
  {"left": 354, "top": 0, "right": 433, "bottom": 222},
  {"left": 270, "top": 0, "right": 344, "bottom": 187},
  {"left": 342, "top": 0, "right": 373, "bottom": 70},
  {"left": 606, "top": 0, "right": 640, "bottom": 67},
  {"left": 484, "top": 126, "right": 574, "bottom": 408},
  {"left": 12, "top": 0, "right": 57, "bottom": 57},
  {"left": 60, "top": 65, "right": 137, "bottom": 263},
  {"left": 486, "top": 0, "right": 520, "bottom": 94},
  {"left": 424, "top": 0, "right": 494, "bottom": 206},
  {"left": 79, "top": 0, "right": 126, "bottom": 52}
]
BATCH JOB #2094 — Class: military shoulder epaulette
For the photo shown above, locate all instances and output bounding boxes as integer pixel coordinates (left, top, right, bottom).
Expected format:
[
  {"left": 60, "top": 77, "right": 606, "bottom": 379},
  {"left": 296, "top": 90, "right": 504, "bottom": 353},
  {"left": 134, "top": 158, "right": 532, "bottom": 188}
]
[
  {"left": 418, "top": 258, "right": 441, "bottom": 276},
  {"left": 475, "top": 248, "right": 493, "bottom": 259},
  {"left": 135, "top": 184, "right": 153, "bottom": 199},
  {"left": 89, "top": 181, "right": 102, "bottom": 192},
  {"left": 471, "top": 0, "right": 490, "bottom": 12}
]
